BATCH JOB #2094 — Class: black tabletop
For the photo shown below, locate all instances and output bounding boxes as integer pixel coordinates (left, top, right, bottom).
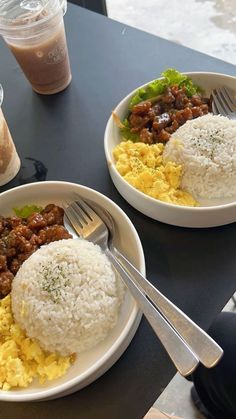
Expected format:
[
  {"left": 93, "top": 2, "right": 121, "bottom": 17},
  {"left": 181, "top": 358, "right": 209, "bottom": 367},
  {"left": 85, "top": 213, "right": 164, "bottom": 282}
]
[{"left": 0, "top": 4, "right": 236, "bottom": 419}]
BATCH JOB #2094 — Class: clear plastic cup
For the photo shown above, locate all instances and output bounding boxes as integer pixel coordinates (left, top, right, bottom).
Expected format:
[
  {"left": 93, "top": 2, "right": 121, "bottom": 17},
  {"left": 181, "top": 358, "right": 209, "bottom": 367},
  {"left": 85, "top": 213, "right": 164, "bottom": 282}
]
[
  {"left": 0, "top": 85, "right": 21, "bottom": 186},
  {"left": 0, "top": 0, "right": 72, "bottom": 95}
]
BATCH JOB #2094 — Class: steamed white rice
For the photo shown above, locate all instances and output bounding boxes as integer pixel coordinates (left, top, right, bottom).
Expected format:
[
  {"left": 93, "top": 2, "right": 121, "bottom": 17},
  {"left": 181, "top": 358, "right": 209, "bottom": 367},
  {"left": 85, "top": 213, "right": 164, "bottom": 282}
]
[
  {"left": 11, "top": 239, "right": 124, "bottom": 356},
  {"left": 163, "top": 114, "right": 236, "bottom": 199}
]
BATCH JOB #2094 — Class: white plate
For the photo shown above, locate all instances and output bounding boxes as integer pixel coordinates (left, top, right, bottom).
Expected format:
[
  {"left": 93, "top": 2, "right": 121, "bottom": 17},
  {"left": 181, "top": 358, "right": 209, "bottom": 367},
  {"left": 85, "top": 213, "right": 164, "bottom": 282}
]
[
  {"left": 104, "top": 72, "right": 236, "bottom": 228},
  {"left": 0, "top": 181, "right": 145, "bottom": 401}
]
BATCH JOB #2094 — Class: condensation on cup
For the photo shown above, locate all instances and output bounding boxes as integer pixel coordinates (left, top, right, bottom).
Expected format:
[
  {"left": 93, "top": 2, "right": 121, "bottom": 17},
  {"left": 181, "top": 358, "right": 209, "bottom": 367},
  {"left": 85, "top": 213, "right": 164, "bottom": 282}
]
[
  {"left": 0, "top": 0, "right": 72, "bottom": 95},
  {"left": 0, "top": 85, "right": 21, "bottom": 186}
]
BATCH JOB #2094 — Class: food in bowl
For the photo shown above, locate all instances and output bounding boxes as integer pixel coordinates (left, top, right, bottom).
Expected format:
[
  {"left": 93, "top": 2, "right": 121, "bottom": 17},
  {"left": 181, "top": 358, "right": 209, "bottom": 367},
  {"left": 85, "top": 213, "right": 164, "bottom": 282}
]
[
  {"left": 12, "top": 239, "right": 124, "bottom": 356},
  {"left": 163, "top": 114, "right": 236, "bottom": 200},
  {"left": 113, "top": 140, "right": 197, "bottom": 206},
  {"left": 0, "top": 204, "right": 71, "bottom": 298},
  {"left": 0, "top": 204, "right": 125, "bottom": 390},
  {"left": 0, "top": 182, "right": 143, "bottom": 399},
  {"left": 112, "top": 69, "right": 236, "bottom": 207},
  {"left": 0, "top": 204, "right": 75, "bottom": 390},
  {"left": 116, "top": 68, "right": 211, "bottom": 144},
  {"left": 0, "top": 294, "right": 74, "bottom": 390}
]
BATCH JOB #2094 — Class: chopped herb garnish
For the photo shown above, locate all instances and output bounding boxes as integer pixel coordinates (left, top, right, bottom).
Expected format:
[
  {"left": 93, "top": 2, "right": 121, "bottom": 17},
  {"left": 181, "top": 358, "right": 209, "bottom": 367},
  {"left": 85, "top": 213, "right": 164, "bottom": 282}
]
[{"left": 40, "top": 264, "right": 71, "bottom": 303}]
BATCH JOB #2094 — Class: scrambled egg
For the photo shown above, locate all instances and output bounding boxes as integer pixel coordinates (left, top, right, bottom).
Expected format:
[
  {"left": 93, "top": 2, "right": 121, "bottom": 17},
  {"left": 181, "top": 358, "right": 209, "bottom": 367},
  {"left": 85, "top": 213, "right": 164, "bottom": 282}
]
[
  {"left": 113, "top": 141, "right": 197, "bottom": 206},
  {"left": 0, "top": 295, "right": 74, "bottom": 391}
]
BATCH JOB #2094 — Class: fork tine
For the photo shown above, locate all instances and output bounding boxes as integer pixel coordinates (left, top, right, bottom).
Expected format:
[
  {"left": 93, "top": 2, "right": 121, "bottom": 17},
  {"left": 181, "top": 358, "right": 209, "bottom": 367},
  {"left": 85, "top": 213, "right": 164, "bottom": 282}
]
[
  {"left": 217, "top": 87, "right": 236, "bottom": 112},
  {"left": 75, "top": 196, "right": 102, "bottom": 224},
  {"left": 221, "top": 86, "right": 236, "bottom": 107},
  {"left": 63, "top": 205, "right": 84, "bottom": 236},
  {"left": 64, "top": 198, "right": 107, "bottom": 245},
  {"left": 70, "top": 201, "right": 91, "bottom": 225},
  {"left": 212, "top": 90, "right": 227, "bottom": 116},
  {"left": 211, "top": 100, "right": 219, "bottom": 116}
]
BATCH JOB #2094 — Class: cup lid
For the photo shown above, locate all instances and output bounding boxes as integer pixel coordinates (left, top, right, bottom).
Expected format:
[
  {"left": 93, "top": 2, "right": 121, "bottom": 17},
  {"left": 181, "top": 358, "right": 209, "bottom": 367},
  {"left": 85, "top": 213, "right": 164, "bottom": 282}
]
[{"left": 0, "top": 0, "right": 66, "bottom": 30}]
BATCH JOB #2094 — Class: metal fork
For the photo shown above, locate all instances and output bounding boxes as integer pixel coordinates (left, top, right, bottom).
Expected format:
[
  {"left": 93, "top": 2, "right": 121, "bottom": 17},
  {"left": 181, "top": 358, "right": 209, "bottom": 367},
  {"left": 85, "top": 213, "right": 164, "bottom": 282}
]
[
  {"left": 212, "top": 86, "right": 236, "bottom": 119},
  {"left": 63, "top": 198, "right": 223, "bottom": 376}
]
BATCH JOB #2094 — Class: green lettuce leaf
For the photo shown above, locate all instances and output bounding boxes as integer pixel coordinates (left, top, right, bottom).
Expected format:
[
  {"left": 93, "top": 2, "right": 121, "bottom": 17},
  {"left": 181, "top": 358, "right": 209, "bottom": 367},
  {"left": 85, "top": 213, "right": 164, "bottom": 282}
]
[
  {"left": 13, "top": 205, "right": 43, "bottom": 218},
  {"left": 121, "top": 68, "right": 201, "bottom": 141},
  {"left": 129, "top": 68, "right": 200, "bottom": 109},
  {"left": 120, "top": 118, "right": 141, "bottom": 142}
]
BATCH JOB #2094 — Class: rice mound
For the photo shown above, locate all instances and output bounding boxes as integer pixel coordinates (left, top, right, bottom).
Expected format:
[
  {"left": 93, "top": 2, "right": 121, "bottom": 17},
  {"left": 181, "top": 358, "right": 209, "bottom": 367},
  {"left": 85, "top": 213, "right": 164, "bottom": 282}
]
[
  {"left": 11, "top": 239, "right": 124, "bottom": 356},
  {"left": 163, "top": 114, "right": 236, "bottom": 199}
]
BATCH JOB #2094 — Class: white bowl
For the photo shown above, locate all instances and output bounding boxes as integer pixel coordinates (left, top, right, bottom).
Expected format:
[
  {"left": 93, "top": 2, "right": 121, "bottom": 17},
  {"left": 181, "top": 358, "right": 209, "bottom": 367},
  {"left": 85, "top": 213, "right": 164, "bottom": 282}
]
[
  {"left": 0, "top": 181, "right": 145, "bottom": 402},
  {"left": 104, "top": 72, "right": 236, "bottom": 228}
]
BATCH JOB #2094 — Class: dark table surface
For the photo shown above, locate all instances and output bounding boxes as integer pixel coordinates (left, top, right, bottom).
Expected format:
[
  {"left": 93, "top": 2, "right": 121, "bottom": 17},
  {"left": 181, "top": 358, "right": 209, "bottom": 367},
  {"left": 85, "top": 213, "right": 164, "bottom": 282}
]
[{"left": 0, "top": 4, "right": 236, "bottom": 419}]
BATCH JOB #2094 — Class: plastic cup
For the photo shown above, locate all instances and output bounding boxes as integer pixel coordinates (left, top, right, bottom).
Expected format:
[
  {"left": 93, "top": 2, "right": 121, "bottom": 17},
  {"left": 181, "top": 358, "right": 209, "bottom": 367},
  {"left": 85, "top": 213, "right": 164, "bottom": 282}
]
[
  {"left": 0, "top": 0, "right": 72, "bottom": 95},
  {"left": 0, "top": 85, "right": 21, "bottom": 186}
]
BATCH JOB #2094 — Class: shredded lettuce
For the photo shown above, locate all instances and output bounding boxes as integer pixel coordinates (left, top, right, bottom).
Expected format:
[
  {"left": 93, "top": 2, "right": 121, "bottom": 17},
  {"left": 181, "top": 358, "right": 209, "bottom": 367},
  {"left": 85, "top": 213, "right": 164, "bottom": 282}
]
[
  {"left": 120, "top": 118, "right": 141, "bottom": 142},
  {"left": 13, "top": 205, "right": 43, "bottom": 218},
  {"left": 116, "top": 68, "right": 202, "bottom": 142},
  {"left": 129, "top": 68, "right": 201, "bottom": 108}
]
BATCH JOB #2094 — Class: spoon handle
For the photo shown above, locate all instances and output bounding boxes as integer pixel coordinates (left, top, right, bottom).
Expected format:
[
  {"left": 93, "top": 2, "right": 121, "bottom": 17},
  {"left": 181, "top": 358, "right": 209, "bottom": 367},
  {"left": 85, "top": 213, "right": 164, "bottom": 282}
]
[
  {"left": 105, "top": 249, "right": 199, "bottom": 377},
  {"left": 113, "top": 247, "right": 223, "bottom": 368}
]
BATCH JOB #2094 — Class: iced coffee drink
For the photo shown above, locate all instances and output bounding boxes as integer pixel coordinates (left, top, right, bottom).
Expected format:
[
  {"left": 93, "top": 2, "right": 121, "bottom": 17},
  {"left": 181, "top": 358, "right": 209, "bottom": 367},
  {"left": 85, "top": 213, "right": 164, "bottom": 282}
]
[
  {"left": 0, "top": 105, "right": 20, "bottom": 186},
  {"left": 8, "top": 23, "right": 71, "bottom": 94},
  {"left": 0, "top": 0, "right": 71, "bottom": 95}
]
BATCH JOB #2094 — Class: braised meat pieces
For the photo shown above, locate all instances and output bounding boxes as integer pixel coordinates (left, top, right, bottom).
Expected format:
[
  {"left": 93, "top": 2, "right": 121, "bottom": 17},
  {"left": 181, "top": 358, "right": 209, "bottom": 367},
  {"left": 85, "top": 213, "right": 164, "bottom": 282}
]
[
  {"left": 128, "top": 86, "right": 211, "bottom": 144},
  {"left": 0, "top": 204, "right": 72, "bottom": 298}
]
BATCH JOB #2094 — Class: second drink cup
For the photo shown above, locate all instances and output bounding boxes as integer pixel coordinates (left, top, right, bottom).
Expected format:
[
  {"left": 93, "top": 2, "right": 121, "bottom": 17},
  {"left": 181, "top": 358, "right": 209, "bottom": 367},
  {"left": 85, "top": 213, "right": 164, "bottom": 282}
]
[{"left": 0, "top": 85, "right": 21, "bottom": 186}]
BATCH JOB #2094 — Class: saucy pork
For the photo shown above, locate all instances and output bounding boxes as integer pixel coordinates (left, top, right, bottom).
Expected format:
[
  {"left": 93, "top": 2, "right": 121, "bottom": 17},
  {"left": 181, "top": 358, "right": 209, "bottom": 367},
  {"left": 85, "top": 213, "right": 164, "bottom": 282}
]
[
  {"left": 0, "top": 204, "right": 71, "bottom": 298},
  {"left": 128, "top": 85, "right": 212, "bottom": 144}
]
